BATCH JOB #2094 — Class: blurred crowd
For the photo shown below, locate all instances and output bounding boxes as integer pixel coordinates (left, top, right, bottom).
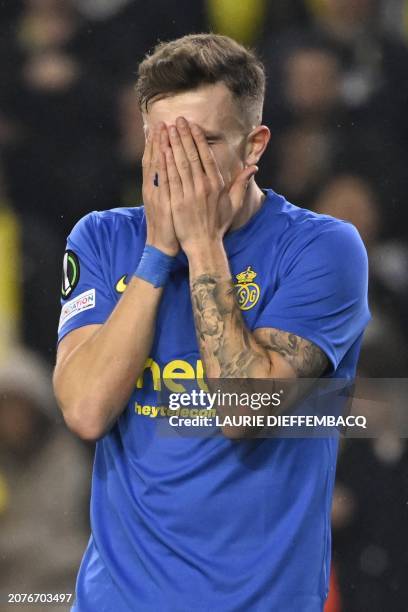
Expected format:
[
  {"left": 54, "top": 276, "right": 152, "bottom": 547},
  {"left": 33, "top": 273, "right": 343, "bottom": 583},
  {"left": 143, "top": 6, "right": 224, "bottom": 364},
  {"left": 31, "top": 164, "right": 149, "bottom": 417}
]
[{"left": 0, "top": 1, "right": 408, "bottom": 610}]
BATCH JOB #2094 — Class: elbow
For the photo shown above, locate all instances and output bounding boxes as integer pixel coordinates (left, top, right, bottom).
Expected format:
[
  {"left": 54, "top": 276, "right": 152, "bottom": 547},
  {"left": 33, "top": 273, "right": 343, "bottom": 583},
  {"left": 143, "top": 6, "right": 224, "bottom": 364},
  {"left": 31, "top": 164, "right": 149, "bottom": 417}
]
[
  {"left": 53, "top": 373, "right": 110, "bottom": 441},
  {"left": 63, "top": 408, "right": 107, "bottom": 442},
  {"left": 54, "top": 392, "right": 108, "bottom": 441}
]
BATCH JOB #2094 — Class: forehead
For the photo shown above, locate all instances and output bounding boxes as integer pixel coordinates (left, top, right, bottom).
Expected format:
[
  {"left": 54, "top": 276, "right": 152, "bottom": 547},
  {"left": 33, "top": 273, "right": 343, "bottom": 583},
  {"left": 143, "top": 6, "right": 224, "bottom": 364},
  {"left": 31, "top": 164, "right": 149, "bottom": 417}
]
[{"left": 144, "top": 83, "right": 245, "bottom": 133}]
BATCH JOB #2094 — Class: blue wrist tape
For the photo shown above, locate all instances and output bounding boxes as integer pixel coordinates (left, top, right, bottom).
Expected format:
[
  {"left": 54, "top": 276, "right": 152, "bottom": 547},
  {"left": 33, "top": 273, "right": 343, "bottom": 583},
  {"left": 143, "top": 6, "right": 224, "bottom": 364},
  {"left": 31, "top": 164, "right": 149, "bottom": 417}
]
[{"left": 134, "top": 245, "right": 176, "bottom": 288}]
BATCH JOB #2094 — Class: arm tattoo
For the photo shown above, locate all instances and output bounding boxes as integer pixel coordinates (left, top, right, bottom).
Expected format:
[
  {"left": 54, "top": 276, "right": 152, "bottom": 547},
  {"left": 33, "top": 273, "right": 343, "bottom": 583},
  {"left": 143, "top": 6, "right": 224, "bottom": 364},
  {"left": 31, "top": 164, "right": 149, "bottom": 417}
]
[
  {"left": 256, "top": 329, "right": 329, "bottom": 378},
  {"left": 190, "top": 274, "right": 265, "bottom": 377},
  {"left": 191, "top": 275, "right": 328, "bottom": 380}
]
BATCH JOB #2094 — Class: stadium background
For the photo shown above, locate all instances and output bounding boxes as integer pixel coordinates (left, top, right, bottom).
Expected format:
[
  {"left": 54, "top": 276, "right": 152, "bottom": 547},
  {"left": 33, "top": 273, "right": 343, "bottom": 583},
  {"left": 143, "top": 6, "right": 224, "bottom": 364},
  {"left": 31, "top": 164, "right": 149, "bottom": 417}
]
[{"left": 0, "top": 1, "right": 408, "bottom": 610}]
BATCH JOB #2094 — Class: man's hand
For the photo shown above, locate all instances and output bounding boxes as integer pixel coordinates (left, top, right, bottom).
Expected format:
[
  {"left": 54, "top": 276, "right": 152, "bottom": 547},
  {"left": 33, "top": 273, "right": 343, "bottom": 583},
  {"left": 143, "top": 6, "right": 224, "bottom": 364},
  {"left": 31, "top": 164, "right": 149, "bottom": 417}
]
[
  {"left": 142, "top": 123, "right": 179, "bottom": 256},
  {"left": 162, "top": 117, "right": 257, "bottom": 254}
]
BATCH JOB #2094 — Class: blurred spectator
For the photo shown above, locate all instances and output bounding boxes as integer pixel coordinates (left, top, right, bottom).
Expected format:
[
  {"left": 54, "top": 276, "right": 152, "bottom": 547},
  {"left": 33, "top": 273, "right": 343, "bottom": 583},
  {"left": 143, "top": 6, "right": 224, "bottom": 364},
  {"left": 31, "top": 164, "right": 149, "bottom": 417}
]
[
  {"left": 313, "top": 174, "right": 408, "bottom": 375},
  {"left": 306, "top": 0, "right": 408, "bottom": 122},
  {"left": 71, "top": 0, "right": 134, "bottom": 21},
  {"left": 1, "top": 0, "right": 209, "bottom": 240},
  {"left": 77, "top": 0, "right": 207, "bottom": 81},
  {"left": 333, "top": 433, "right": 408, "bottom": 612},
  {"left": 0, "top": 346, "right": 91, "bottom": 608},
  {"left": 116, "top": 83, "right": 144, "bottom": 206},
  {"left": 284, "top": 44, "right": 341, "bottom": 120},
  {"left": 17, "top": 0, "right": 82, "bottom": 52},
  {"left": 270, "top": 125, "right": 335, "bottom": 209},
  {"left": 379, "top": 0, "right": 408, "bottom": 41},
  {"left": 313, "top": 175, "right": 379, "bottom": 245},
  {"left": 1, "top": 0, "right": 120, "bottom": 239},
  {"left": 259, "top": 42, "right": 352, "bottom": 208},
  {"left": 262, "top": 0, "right": 408, "bottom": 236}
]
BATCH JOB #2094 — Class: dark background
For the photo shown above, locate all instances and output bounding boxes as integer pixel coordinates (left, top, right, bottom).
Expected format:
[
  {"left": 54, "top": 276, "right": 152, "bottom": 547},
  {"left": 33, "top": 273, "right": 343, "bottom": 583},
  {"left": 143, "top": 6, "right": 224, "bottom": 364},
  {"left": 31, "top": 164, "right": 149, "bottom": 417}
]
[{"left": 0, "top": 1, "right": 407, "bottom": 610}]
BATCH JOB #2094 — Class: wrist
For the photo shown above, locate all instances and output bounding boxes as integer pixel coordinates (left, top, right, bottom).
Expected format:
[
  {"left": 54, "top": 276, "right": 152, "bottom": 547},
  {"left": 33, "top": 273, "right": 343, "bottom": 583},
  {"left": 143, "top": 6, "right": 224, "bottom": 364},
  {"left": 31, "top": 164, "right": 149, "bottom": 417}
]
[
  {"left": 134, "top": 244, "right": 176, "bottom": 288},
  {"left": 146, "top": 239, "right": 180, "bottom": 257},
  {"left": 183, "top": 237, "right": 224, "bottom": 261},
  {"left": 185, "top": 238, "right": 230, "bottom": 278},
  {"left": 145, "top": 239, "right": 179, "bottom": 257}
]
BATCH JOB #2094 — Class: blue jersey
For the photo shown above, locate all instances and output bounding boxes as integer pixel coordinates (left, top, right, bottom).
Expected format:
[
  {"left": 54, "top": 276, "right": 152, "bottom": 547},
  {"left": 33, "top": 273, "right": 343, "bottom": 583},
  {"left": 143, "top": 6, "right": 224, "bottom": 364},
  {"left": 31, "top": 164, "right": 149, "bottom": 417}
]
[{"left": 58, "top": 190, "right": 370, "bottom": 612}]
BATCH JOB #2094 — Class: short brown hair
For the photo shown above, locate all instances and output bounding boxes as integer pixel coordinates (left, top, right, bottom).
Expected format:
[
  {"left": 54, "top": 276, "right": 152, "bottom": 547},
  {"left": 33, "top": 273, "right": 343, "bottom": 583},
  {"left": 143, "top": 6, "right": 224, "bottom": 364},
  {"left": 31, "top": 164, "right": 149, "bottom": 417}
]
[{"left": 135, "top": 33, "right": 266, "bottom": 125}]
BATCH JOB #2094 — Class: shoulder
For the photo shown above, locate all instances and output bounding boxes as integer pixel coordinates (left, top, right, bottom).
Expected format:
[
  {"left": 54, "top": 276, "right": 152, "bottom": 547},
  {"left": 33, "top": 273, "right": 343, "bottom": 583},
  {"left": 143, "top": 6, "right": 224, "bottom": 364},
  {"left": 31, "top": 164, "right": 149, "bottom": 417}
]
[
  {"left": 266, "top": 191, "right": 367, "bottom": 271},
  {"left": 270, "top": 189, "right": 361, "bottom": 240},
  {"left": 66, "top": 206, "right": 146, "bottom": 251}
]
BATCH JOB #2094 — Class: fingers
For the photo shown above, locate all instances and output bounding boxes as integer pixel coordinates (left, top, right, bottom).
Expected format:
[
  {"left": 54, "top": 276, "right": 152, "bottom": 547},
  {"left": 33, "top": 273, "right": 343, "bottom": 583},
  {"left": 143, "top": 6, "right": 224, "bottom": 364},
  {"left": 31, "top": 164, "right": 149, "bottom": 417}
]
[
  {"left": 165, "top": 147, "right": 183, "bottom": 206},
  {"left": 158, "top": 129, "right": 170, "bottom": 202},
  {"left": 142, "top": 127, "right": 153, "bottom": 185},
  {"left": 143, "top": 123, "right": 165, "bottom": 190},
  {"left": 146, "top": 118, "right": 224, "bottom": 204},
  {"left": 150, "top": 123, "right": 163, "bottom": 184},
  {"left": 174, "top": 117, "right": 204, "bottom": 183},
  {"left": 190, "top": 123, "right": 223, "bottom": 187},
  {"left": 168, "top": 122, "right": 195, "bottom": 193}
]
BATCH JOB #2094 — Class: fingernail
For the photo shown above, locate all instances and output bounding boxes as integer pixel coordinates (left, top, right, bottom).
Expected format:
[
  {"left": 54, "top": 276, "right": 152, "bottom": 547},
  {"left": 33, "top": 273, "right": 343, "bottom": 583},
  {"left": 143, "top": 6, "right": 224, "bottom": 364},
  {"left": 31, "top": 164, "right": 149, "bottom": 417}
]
[{"left": 169, "top": 125, "right": 177, "bottom": 137}]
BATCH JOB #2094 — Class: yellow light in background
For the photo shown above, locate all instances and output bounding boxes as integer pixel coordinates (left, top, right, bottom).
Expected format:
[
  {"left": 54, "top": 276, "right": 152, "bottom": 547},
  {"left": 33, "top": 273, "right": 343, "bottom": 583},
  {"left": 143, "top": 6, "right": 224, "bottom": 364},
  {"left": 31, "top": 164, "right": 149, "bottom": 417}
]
[
  {"left": 0, "top": 205, "right": 21, "bottom": 356},
  {"left": 0, "top": 473, "right": 10, "bottom": 514},
  {"left": 206, "top": 0, "right": 267, "bottom": 46},
  {"left": 305, "top": 0, "right": 327, "bottom": 16},
  {"left": 405, "top": 0, "right": 408, "bottom": 39}
]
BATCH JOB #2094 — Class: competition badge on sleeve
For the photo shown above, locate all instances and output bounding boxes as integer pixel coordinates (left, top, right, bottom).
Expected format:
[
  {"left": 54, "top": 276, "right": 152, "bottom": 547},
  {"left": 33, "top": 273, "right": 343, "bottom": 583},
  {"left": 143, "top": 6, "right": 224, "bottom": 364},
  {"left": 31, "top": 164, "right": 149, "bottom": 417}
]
[{"left": 61, "top": 250, "right": 80, "bottom": 300}]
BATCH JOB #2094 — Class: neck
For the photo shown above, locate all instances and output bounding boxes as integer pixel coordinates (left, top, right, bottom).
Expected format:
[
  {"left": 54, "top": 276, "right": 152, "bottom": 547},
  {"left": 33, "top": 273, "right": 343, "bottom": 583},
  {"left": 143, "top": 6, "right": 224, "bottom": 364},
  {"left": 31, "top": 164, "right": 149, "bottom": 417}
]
[{"left": 229, "top": 179, "right": 266, "bottom": 232}]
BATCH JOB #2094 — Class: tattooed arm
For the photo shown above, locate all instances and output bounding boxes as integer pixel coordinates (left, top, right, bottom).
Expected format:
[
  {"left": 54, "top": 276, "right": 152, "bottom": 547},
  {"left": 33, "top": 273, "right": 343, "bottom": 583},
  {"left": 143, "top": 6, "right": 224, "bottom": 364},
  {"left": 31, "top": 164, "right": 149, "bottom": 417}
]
[
  {"left": 189, "top": 243, "right": 328, "bottom": 379},
  {"left": 188, "top": 242, "right": 328, "bottom": 437},
  {"left": 253, "top": 328, "right": 329, "bottom": 378},
  {"left": 160, "top": 117, "right": 328, "bottom": 433}
]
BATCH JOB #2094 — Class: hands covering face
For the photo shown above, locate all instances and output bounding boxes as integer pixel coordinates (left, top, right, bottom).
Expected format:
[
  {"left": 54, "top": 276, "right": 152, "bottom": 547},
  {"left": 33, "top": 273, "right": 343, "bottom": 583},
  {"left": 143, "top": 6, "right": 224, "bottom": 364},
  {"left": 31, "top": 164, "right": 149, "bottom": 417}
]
[{"left": 142, "top": 117, "right": 258, "bottom": 257}]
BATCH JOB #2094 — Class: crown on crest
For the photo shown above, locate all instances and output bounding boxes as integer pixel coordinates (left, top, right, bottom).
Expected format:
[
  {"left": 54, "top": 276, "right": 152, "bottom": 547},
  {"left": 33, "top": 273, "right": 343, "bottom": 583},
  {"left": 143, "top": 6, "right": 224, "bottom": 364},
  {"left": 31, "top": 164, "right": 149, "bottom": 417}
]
[{"left": 236, "top": 266, "right": 257, "bottom": 284}]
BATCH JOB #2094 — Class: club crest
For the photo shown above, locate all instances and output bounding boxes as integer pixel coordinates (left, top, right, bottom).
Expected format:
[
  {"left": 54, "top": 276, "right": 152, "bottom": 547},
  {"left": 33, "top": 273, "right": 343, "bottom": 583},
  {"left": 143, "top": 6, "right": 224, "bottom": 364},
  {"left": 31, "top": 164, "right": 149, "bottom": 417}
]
[{"left": 234, "top": 266, "right": 260, "bottom": 311}]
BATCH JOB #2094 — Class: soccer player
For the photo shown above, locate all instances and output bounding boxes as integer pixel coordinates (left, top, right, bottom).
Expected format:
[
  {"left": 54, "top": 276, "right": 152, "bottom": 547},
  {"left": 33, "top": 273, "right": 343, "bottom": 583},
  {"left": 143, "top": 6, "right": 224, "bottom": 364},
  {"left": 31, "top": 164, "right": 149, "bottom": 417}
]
[{"left": 53, "top": 34, "right": 370, "bottom": 611}]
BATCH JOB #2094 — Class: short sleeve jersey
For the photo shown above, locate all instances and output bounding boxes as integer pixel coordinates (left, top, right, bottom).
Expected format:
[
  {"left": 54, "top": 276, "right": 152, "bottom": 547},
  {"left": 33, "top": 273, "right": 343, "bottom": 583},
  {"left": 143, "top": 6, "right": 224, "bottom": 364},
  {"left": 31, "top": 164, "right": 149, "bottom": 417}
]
[{"left": 58, "top": 190, "right": 370, "bottom": 612}]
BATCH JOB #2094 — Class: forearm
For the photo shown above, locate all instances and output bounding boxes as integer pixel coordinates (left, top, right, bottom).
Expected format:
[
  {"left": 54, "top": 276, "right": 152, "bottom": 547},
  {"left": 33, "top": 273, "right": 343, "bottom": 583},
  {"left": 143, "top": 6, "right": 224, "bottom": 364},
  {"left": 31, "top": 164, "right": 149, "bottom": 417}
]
[
  {"left": 53, "top": 276, "right": 162, "bottom": 439},
  {"left": 187, "top": 240, "right": 279, "bottom": 438},
  {"left": 187, "top": 240, "right": 272, "bottom": 379}
]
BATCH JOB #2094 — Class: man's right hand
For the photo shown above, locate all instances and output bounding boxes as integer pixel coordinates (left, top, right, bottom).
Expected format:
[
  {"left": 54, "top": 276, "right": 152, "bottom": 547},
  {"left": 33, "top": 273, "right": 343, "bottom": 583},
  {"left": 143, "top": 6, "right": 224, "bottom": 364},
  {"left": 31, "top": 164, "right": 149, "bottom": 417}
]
[
  {"left": 54, "top": 124, "right": 177, "bottom": 441},
  {"left": 142, "top": 123, "right": 180, "bottom": 256}
]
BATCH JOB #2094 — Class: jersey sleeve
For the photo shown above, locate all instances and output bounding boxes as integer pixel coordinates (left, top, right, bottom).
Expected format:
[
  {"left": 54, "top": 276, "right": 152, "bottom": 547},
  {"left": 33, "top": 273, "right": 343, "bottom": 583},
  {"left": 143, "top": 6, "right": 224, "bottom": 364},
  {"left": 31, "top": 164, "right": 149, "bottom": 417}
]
[
  {"left": 253, "top": 220, "right": 371, "bottom": 371},
  {"left": 57, "top": 212, "right": 115, "bottom": 343}
]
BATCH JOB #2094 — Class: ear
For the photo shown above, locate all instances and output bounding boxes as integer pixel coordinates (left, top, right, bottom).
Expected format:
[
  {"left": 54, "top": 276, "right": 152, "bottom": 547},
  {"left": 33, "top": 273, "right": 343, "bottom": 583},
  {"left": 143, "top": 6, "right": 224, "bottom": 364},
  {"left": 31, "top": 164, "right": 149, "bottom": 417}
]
[{"left": 244, "top": 125, "right": 271, "bottom": 166}]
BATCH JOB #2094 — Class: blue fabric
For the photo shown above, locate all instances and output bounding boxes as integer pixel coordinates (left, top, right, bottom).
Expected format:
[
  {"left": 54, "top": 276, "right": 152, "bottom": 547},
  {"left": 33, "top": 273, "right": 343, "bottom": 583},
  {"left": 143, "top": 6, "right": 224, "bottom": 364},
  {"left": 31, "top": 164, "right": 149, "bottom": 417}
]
[
  {"left": 58, "top": 190, "right": 370, "bottom": 612},
  {"left": 134, "top": 244, "right": 176, "bottom": 288}
]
